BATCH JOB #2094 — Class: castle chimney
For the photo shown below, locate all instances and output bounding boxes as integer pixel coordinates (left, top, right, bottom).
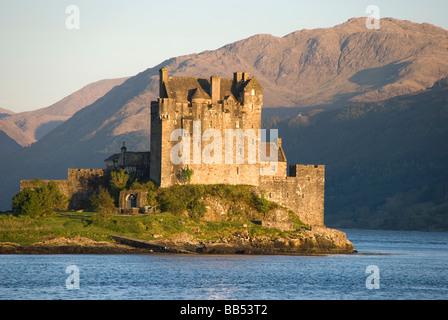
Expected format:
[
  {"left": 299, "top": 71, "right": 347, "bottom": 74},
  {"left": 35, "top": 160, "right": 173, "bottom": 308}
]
[
  {"left": 210, "top": 76, "right": 221, "bottom": 103},
  {"left": 242, "top": 72, "right": 250, "bottom": 82},
  {"left": 233, "top": 72, "right": 243, "bottom": 83},
  {"left": 159, "top": 67, "right": 168, "bottom": 98}
]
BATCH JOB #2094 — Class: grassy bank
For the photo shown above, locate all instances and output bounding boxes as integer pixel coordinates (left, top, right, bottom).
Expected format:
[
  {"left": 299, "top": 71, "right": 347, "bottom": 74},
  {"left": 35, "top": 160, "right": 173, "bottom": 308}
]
[
  {"left": 0, "top": 211, "right": 305, "bottom": 246},
  {"left": 1, "top": 184, "right": 307, "bottom": 246}
]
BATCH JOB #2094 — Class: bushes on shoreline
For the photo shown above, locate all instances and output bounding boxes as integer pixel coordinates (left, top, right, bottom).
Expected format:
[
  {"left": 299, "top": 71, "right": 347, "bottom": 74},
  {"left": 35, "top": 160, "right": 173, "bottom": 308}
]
[{"left": 12, "top": 179, "right": 68, "bottom": 217}]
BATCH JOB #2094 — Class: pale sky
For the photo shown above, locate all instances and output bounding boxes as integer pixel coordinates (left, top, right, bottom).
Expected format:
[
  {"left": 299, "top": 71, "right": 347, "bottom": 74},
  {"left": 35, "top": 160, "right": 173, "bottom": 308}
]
[{"left": 1, "top": 0, "right": 447, "bottom": 113}]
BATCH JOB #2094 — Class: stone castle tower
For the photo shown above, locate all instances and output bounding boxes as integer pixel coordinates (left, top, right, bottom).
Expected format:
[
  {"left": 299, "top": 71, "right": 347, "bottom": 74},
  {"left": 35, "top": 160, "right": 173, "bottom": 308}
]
[
  {"left": 149, "top": 68, "right": 325, "bottom": 226},
  {"left": 150, "top": 68, "right": 264, "bottom": 188}
]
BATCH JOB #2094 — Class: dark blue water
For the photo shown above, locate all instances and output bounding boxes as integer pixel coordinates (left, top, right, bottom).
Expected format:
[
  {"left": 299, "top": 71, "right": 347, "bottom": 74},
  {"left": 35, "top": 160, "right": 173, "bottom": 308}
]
[{"left": 1, "top": 229, "right": 447, "bottom": 300}]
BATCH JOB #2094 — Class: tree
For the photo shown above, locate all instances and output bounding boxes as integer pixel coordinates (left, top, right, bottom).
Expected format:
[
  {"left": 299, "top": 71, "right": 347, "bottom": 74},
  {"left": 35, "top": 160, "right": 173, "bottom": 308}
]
[
  {"left": 110, "top": 169, "right": 130, "bottom": 202},
  {"left": 90, "top": 187, "right": 116, "bottom": 217},
  {"left": 12, "top": 188, "right": 43, "bottom": 217},
  {"left": 12, "top": 180, "right": 68, "bottom": 217},
  {"left": 110, "top": 169, "right": 129, "bottom": 190}
]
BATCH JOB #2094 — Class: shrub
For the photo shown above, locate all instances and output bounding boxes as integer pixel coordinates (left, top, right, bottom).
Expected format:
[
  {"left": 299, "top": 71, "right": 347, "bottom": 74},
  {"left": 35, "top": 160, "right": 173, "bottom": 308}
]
[
  {"left": 254, "top": 194, "right": 273, "bottom": 213},
  {"left": 12, "top": 180, "right": 68, "bottom": 217},
  {"left": 110, "top": 169, "right": 130, "bottom": 202},
  {"left": 110, "top": 169, "right": 129, "bottom": 190},
  {"left": 156, "top": 185, "right": 205, "bottom": 217},
  {"left": 12, "top": 188, "right": 43, "bottom": 217},
  {"left": 179, "top": 166, "right": 194, "bottom": 184},
  {"left": 90, "top": 187, "right": 116, "bottom": 217},
  {"left": 188, "top": 200, "right": 207, "bottom": 219}
]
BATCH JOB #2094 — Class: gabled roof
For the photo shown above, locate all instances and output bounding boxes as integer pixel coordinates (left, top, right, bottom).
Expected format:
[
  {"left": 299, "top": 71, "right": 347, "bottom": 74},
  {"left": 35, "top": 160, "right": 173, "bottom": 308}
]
[{"left": 191, "top": 86, "right": 211, "bottom": 100}]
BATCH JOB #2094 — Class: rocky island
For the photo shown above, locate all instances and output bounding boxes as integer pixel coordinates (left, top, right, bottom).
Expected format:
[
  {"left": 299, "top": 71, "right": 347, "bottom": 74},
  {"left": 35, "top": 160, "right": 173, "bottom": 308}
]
[
  {"left": 1, "top": 185, "right": 354, "bottom": 255},
  {"left": 0, "top": 227, "right": 353, "bottom": 256},
  {"left": 4, "top": 70, "right": 354, "bottom": 255}
]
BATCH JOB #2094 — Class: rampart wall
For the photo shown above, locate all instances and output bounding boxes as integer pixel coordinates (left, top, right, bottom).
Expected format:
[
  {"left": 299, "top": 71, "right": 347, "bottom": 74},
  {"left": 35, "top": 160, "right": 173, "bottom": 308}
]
[
  {"left": 20, "top": 169, "right": 105, "bottom": 210},
  {"left": 259, "top": 165, "right": 325, "bottom": 226}
]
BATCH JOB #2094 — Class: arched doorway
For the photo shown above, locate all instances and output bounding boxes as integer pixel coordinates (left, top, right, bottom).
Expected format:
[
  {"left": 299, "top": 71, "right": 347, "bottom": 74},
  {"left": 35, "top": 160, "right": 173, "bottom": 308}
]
[{"left": 126, "top": 194, "right": 137, "bottom": 208}]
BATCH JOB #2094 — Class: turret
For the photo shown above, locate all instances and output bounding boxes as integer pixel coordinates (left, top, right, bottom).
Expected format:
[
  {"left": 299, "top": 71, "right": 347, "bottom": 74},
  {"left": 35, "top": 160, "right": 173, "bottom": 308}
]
[{"left": 159, "top": 67, "right": 169, "bottom": 98}]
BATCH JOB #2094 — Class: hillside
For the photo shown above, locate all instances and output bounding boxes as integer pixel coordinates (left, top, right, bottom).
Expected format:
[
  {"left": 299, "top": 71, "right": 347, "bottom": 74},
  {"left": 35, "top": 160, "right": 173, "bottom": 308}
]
[
  {"left": 159, "top": 17, "right": 448, "bottom": 108},
  {"left": 0, "top": 108, "right": 14, "bottom": 116},
  {"left": 0, "top": 130, "right": 22, "bottom": 158},
  {"left": 0, "top": 77, "right": 128, "bottom": 149},
  {"left": 264, "top": 81, "right": 448, "bottom": 231}
]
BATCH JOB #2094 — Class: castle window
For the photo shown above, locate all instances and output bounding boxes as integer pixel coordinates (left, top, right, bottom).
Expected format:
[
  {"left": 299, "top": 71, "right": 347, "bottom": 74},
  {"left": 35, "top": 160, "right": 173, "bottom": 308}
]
[
  {"left": 236, "top": 121, "right": 240, "bottom": 128},
  {"left": 209, "top": 121, "right": 213, "bottom": 128},
  {"left": 237, "top": 167, "right": 239, "bottom": 175},
  {"left": 286, "top": 192, "right": 289, "bottom": 198},
  {"left": 251, "top": 89, "right": 255, "bottom": 96}
]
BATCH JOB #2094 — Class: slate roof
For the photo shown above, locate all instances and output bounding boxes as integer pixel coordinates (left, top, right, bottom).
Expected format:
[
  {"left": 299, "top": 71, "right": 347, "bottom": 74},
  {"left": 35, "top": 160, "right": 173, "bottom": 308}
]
[{"left": 162, "top": 75, "right": 262, "bottom": 103}]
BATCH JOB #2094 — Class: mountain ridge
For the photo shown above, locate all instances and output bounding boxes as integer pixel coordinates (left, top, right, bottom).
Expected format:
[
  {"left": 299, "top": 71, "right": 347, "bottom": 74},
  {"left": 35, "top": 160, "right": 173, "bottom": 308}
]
[{"left": 0, "top": 77, "right": 129, "bottom": 149}]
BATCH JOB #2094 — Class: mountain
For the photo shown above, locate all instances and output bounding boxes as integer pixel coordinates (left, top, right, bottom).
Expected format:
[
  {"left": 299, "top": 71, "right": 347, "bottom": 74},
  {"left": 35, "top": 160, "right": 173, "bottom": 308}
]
[
  {"left": 263, "top": 79, "right": 448, "bottom": 231},
  {"left": 0, "top": 108, "right": 14, "bottom": 117},
  {"left": 0, "top": 130, "right": 22, "bottom": 158},
  {"left": 0, "top": 77, "right": 129, "bottom": 149},
  {"left": 1, "top": 17, "right": 448, "bottom": 230},
  {"left": 158, "top": 17, "right": 448, "bottom": 108}
]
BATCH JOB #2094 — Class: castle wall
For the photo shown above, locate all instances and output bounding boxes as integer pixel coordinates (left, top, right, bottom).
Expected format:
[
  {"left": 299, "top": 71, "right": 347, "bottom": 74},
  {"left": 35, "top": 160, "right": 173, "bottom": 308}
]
[
  {"left": 259, "top": 165, "right": 325, "bottom": 226},
  {"left": 20, "top": 180, "right": 69, "bottom": 195},
  {"left": 150, "top": 101, "right": 163, "bottom": 185},
  {"left": 20, "top": 169, "right": 105, "bottom": 210}
]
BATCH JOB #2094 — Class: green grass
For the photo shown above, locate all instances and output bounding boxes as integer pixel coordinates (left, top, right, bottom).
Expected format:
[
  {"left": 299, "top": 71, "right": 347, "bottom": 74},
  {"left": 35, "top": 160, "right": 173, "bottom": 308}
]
[
  {"left": 0, "top": 210, "right": 305, "bottom": 245},
  {"left": 0, "top": 184, "right": 307, "bottom": 245}
]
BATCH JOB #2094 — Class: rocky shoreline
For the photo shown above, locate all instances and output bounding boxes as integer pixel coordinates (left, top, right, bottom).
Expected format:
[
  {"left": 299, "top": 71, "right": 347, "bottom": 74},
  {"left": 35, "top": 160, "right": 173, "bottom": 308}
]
[
  {"left": 0, "top": 226, "right": 354, "bottom": 255},
  {"left": 0, "top": 236, "right": 150, "bottom": 255}
]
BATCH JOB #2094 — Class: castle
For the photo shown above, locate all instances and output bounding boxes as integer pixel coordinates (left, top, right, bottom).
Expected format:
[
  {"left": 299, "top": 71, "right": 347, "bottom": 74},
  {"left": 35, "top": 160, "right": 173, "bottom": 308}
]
[{"left": 21, "top": 69, "right": 325, "bottom": 226}]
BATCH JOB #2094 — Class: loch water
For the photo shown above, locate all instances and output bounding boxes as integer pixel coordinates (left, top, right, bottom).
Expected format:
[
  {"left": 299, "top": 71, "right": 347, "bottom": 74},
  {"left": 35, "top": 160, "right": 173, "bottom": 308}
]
[{"left": 1, "top": 229, "right": 447, "bottom": 300}]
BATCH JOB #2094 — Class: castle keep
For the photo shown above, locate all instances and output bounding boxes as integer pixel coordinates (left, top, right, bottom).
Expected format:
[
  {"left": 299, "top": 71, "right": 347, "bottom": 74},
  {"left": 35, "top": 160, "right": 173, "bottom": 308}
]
[
  {"left": 20, "top": 69, "right": 325, "bottom": 226},
  {"left": 148, "top": 68, "right": 325, "bottom": 226}
]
